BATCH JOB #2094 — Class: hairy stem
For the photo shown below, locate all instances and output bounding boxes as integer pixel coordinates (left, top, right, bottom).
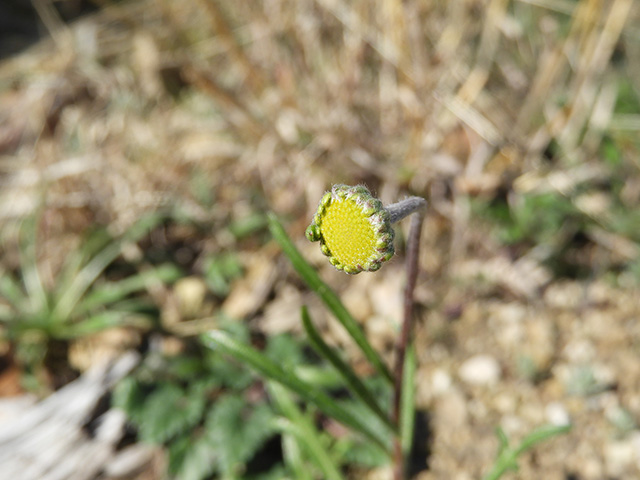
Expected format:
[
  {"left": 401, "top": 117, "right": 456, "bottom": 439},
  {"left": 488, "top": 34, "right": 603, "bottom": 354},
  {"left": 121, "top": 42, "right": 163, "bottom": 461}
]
[{"left": 385, "top": 197, "right": 428, "bottom": 224}]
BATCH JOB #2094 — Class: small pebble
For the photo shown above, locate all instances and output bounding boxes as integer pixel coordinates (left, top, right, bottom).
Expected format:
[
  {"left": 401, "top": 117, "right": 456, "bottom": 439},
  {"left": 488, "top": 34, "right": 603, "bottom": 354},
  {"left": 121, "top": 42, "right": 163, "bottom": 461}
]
[
  {"left": 545, "top": 401, "right": 571, "bottom": 426},
  {"left": 432, "top": 368, "right": 452, "bottom": 394},
  {"left": 458, "top": 355, "right": 501, "bottom": 386},
  {"left": 605, "top": 440, "right": 635, "bottom": 477},
  {"left": 436, "top": 388, "right": 468, "bottom": 428}
]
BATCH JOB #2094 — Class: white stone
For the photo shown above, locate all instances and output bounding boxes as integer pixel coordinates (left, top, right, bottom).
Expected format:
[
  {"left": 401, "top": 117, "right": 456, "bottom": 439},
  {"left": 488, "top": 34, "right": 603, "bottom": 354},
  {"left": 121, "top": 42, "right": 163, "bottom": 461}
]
[
  {"left": 432, "top": 368, "right": 452, "bottom": 394},
  {"left": 458, "top": 354, "right": 501, "bottom": 386},
  {"left": 545, "top": 401, "right": 571, "bottom": 426},
  {"left": 605, "top": 440, "right": 635, "bottom": 477}
]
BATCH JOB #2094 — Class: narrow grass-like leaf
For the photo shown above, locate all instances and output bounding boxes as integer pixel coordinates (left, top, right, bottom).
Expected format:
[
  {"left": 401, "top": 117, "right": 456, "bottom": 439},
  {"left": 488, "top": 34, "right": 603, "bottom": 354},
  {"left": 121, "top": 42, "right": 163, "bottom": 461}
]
[
  {"left": 54, "top": 228, "right": 112, "bottom": 299},
  {"left": 52, "top": 240, "right": 125, "bottom": 321},
  {"left": 267, "top": 213, "right": 393, "bottom": 384},
  {"left": 77, "top": 264, "right": 181, "bottom": 314},
  {"left": 400, "top": 344, "right": 416, "bottom": 456},
  {"left": 295, "top": 365, "right": 346, "bottom": 390},
  {"left": 19, "top": 217, "right": 48, "bottom": 315},
  {"left": 496, "top": 427, "right": 510, "bottom": 455},
  {"left": 483, "top": 424, "right": 571, "bottom": 480},
  {"left": 52, "top": 213, "right": 164, "bottom": 322},
  {"left": 0, "top": 273, "right": 25, "bottom": 312},
  {"left": 202, "top": 330, "right": 389, "bottom": 452},
  {"left": 269, "top": 381, "right": 343, "bottom": 480},
  {"left": 301, "top": 306, "right": 394, "bottom": 433},
  {"left": 281, "top": 432, "right": 314, "bottom": 480},
  {"left": 515, "top": 424, "right": 572, "bottom": 452},
  {"left": 56, "top": 311, "right": 151, "bottom": 338},
  {"left": 0, "top": 305, "right": 14, "bottom": 323}
]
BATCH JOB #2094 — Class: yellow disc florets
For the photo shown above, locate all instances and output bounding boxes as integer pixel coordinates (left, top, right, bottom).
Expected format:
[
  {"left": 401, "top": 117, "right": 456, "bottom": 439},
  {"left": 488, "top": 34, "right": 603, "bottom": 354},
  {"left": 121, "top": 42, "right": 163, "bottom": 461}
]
[{"left": 306, "top": 185, "right": 395, "bottom": 274}]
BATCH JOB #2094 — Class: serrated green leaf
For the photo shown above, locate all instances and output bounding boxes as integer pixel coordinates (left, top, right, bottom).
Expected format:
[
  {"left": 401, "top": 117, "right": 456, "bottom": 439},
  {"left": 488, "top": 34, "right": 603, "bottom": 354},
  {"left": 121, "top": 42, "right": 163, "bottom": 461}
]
[
  {"left": 205, "top": 349, "right": 254, "bottom": 390},
  {"left": 166, "top": 355, "right": 210, "bottom": 381},
  {"left": 206, "top": 394, "right": 277, "bottom": 477},
  {"left": 167, "top": 432, "right": 192, "bottom": 476},
  {"left": 203, "top": 253, "right": 244, "bottom": 297},
  {"left": 174, "top": 432, "right": 218, "bottom": 480},
  {"left": 265, "top": 333, "right": 305, "bottom": 369},
  {"left": 112, "top": 376, "right": 147, "bottom": 424},
  {"left": 139, "top": 382, "right": 206, "bottom": 443}
]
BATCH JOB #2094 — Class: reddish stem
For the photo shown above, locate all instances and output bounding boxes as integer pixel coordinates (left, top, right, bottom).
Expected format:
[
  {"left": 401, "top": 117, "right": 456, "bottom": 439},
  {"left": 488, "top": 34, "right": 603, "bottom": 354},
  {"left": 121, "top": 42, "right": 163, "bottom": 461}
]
[{"left": 392, "top": 211, "right": 424, "bottom": 480}]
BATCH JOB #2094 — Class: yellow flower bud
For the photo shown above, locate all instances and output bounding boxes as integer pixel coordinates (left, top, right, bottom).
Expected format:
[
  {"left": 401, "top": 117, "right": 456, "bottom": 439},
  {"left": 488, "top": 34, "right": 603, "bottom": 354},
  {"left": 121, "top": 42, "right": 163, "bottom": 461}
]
[{"left": 306, "top": 185, "right": 395, "bottom": 274}]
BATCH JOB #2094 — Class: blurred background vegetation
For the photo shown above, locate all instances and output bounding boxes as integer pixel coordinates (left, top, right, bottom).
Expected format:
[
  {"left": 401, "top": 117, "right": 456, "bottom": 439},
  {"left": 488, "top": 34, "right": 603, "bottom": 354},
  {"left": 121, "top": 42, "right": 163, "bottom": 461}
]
[{"left": 0, "top": 0, "right": 639, "bottom": 479}]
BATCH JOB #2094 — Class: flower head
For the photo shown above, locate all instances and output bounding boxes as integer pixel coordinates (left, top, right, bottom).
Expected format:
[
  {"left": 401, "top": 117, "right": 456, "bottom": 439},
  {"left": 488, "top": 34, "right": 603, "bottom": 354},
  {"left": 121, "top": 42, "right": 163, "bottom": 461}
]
[{"left": 306, "top": 184, "right": 395, "bottom": 274}]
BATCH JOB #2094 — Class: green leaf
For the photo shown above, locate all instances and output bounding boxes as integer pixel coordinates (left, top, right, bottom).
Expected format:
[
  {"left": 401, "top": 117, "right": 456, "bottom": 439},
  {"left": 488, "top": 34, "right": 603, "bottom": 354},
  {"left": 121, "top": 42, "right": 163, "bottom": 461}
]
[
  {"left": 281, "top": 431, "right": 315, "bottom": 480},
  {"left": 0, "top": 272, "right": 26, "bottom": 312},
  {"left": 203, "top": 253, "right": 244, "bottom": 297},
  {"left": 265, "top": 333, "right": 305, "bottom": 370},
  {"left": 112, "top": 376, "right": 147, "bottom": 424},
  {"left": 496, "top": 427, "right": 510, "bottom": 454},
  {"left": 55, "top": 227, "right": 113, "bottom": 297},
  {"left": 0, "top": 304, "right": 14, "bottom": 323},
  {"left": 269, "top": 381, "right": 344, "bottom": 480},
  {"left": 483, "top": 424, "right": 571, "bottom": 480},
  {"left": 166, "top": 355, "right": 209, "bottom": 380},
  {"left": 18, "top": 216, "right": 48, "bottom": 316},
  {"left": 204, "top": 347, "right": 254, "bottom": 390},
  {"left": 400, "top": 345, "right": 416, "bottom": 456},
  {"left": 334, "top": 436, "right": 389, "bottom": 469},
  {"left": 294, "top": 365, "right": 346, "bottom": 390},
  {"left": 206, "top": 394, "right": 276, "bottom": 477},
  {"left": 245, "top": 465, "right": 289, "bottom": 480},
  {"left": 51, "top": 213, "right": 164, "bottom": 323},
  {"left": 301, "top": 306, "right": 394, "bottom": 433},
  {"left": 228, "top": 212, "right": 268, "bottom": 239},
  {"left": 172, "top": 431, "right": 218, "bottom": 480},
  {"left": 202, "top": 330, "right": 389, "bottom": 452},
  {"left": 267, "top": 213, "right": 393, "bottom": 384},
  {"left": 515, "top": 424, "right": 572, "bottom": 451},
  {"left": 54, "top": 310, "right": 146, "bottom": 338},
  {"left": 334, "top": 397, "right": 391, "bottom": 457},
  {"left": 77, "top": 263, "right": 181, "bottom": 314},
  {"left": 138, "top": 382, "right": 206, "bottom": 443}
]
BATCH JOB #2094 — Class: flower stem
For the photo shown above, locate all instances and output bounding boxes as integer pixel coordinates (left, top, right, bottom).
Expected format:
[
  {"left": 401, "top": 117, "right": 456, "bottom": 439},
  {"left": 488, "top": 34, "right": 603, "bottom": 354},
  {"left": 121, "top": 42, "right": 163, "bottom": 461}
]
[
  {"left": 392, "top": 208, "right": 425, "bottom": 480},
  {"left": 385, "top": 197, "right": 427, "bottom": 224}
]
